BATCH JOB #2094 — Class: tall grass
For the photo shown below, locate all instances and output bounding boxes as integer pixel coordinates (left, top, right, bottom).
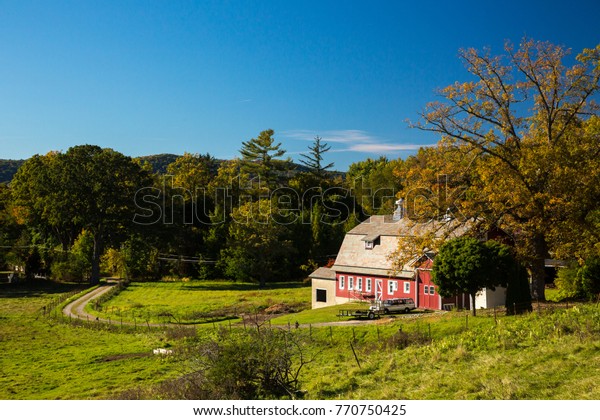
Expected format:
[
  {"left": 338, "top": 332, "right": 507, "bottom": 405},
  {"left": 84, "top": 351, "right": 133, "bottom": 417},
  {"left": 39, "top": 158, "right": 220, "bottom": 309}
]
[{"left": 298, "top": 304, "right": 600, "bottom": 399}]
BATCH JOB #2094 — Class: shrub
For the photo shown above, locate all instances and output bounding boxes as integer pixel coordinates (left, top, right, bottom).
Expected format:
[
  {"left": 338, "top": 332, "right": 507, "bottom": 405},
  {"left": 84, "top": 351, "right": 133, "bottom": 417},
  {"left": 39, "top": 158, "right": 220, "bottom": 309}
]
[
  {"left": 385, "top": 327, "right": 431, "bottom": 350},
  {"left": 555, "top": 264, "right": 584, "bottom": 300},
  {"left": 580, "top": 257, "right": 600, "bottom": 300},
  {"left": 164, "top": 327, "right": 313, "bottom": 400}
]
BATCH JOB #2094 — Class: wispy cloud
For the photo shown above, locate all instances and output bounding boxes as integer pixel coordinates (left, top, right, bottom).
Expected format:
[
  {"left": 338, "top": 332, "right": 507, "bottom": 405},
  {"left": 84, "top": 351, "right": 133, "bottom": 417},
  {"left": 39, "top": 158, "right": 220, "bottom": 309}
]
[
  {"left": 282, "top": 129, "right": 376, "bottom": 144},
  {"left": 281, "top": 129, "right": 434, "bottom": 154},
  {"left": 345, "top": 143, "right": 432, "bottom": 153}
]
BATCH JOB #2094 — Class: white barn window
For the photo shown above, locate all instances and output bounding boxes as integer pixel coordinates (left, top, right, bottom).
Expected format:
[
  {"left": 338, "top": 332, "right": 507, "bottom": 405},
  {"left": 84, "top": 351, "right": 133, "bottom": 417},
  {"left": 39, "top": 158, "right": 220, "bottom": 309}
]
[
  {"left": 348, "top": 277, "right": 354, "bottom": 290},
  {"left": 388, "top": 280, "right": 397, "bottom": 294},
  {"left": 339, "top": 276, "right": 345, "bottom": 290},
  {"left": 357, "top": 277, "right": 362, "bottom": 291},
  {"left": 404, "top": 281, "right": 411, "bottom": 293},
  {"left": 366, "top": 278, "right": 372, "bottom": 292}
]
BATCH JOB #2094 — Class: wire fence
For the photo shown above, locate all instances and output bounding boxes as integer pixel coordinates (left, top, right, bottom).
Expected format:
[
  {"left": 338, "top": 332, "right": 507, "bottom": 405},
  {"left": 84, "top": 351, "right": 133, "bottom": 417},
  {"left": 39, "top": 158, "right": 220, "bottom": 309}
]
[{"left": 36, "top": 280, "right": 599, "bottom": 351}]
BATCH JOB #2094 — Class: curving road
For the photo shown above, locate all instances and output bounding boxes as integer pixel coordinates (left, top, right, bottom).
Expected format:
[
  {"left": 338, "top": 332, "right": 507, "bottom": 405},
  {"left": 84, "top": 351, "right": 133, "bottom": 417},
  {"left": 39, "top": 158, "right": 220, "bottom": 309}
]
[
  {"left": 62, "top": 283, "right": 116, "bottom": 321},
  {"left": 62, "top": 282, "right": 171, "bottom": 327}
]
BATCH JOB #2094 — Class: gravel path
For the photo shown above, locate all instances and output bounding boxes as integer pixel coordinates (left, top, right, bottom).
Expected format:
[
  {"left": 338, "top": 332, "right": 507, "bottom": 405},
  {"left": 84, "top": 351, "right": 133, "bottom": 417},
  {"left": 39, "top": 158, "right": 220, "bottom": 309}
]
[
  {"left": 62, "top": 284, "right": 116, "bottom": 321},
  {"left": 62, "top": 283, "right": 170, "bottom": 327}
]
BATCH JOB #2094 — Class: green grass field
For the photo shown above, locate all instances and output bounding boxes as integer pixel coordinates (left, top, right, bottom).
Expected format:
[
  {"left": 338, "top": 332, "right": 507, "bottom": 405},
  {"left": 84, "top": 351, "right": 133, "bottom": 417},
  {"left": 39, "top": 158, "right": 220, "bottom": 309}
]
[
  {"left": 0, "top": 283, "right": 179, "bottom": 399},
  {"left": 85, "top": 280, "right": 311, "bottom": 325},
  {"left": 2, "top": 279, "right": 599, "bottom": 399},
  {"left": 298, "top": 305, "right": 600, "bottom": 399}
]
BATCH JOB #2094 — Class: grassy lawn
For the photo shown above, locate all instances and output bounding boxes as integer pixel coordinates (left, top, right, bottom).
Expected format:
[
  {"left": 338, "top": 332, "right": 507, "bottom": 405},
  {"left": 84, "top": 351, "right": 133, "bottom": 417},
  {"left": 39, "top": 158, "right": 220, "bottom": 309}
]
[
  {"left": 85, "top": 279, "right": 311, "bottom": 324},
  {"left": 0, "top": 282, "right": 180, "bottom": 399},
  {"left": 298, "top": 304, "right": 600, "bottom": 399},
  {"left": 271, "top": 302, "right": 371, "bottom": 325},
  {"left": 2, "top": 279, "right": 599, "bottom": 400}
]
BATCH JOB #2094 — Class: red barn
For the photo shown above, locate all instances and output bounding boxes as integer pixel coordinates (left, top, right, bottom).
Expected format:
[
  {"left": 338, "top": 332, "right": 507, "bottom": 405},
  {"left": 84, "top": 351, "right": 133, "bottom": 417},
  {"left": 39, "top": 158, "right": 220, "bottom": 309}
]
[{"left": 310, "top": 205, "right": 473, "bottom": 311}]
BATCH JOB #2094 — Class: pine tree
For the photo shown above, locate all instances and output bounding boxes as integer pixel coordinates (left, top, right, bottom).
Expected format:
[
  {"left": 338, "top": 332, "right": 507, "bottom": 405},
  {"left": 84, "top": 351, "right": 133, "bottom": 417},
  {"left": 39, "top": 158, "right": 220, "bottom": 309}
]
[
  {"left": 299, "top": 136, "right": 333, "bottom": 178},
  {"left": 505, "top": 262, "right": 533, "bottom": 315},
  {"left": 239, "top": 129, "right": 286, "bottom": 186}
]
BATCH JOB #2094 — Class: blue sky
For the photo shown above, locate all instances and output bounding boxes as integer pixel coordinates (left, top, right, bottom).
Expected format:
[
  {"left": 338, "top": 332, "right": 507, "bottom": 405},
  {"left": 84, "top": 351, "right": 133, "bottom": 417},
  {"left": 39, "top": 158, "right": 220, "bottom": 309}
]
[{"left": 1, "top": 0, "right": 599, "bottom": 170}]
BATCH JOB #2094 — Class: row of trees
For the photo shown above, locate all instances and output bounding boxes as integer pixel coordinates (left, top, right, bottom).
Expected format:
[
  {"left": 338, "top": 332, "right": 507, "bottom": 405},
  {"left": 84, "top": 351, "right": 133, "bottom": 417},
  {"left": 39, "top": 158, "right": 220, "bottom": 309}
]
[
  {"left": 1, "top": 132, "right": 361, "bottom": 285},
  {"left": 1, "top": 38, "right": 598, "bottom": 303}
]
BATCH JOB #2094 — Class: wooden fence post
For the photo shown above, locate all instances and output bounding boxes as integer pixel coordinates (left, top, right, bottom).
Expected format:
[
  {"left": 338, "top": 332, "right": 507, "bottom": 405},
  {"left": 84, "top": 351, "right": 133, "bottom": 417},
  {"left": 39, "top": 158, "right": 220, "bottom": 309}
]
[{"left": 350, "top": 342, "right": 361, "bottom": 369}]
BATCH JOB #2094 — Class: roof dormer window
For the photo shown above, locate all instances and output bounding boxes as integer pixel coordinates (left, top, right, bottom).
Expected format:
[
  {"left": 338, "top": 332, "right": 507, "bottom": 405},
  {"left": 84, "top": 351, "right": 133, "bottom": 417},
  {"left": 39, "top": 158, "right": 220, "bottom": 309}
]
[{"left": 362, "top": 234, "right": 380, "bottom": 250}]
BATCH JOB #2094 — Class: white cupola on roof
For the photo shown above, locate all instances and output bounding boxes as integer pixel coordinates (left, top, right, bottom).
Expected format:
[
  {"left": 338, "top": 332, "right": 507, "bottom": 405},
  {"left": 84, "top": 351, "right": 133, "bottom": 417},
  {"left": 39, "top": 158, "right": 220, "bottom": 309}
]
[{"left": 393, "top": 198, "right": 405, "bottom": 221}]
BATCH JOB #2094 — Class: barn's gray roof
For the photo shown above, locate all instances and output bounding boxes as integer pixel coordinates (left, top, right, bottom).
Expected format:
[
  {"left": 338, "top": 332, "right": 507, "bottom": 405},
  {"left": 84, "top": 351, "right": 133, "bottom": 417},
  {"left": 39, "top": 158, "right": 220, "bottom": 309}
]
[
  {"left": 309, "top": 266, "right": 336, "bottom": 280},
  {"left": 347, "top": 215, "right": 470, "bottom": 238},
  {"left": 331, "top": 216, "right": 471, "bottom": 277}
]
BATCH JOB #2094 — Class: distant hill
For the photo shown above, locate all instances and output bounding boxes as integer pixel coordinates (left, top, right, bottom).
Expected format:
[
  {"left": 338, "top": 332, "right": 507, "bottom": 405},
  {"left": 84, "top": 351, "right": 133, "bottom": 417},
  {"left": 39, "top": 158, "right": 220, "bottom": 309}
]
[
  {"left": 0, "top": 153, "right": 344, "bottom": 183},
  {"left": 0, "top": 155, "right": 182, "bottom": 184},
  {"left": 137, "top": 154, "right": 180, "bottom": 174},
  {"left": 0, "top": 159, "right": 25, "bottom": 184}
]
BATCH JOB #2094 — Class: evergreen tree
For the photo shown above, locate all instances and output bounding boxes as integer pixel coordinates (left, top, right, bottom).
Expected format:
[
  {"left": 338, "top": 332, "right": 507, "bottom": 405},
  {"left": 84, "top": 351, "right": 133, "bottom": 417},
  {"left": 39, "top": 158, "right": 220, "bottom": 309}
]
[
  {"left": 299, "top": 135, "right": 334, "bottom": 178},
  {"left": 505, "top": 260, "right": 533, "bottom": 315},
  {"left": 580, "top": 257, "right": 600, "bottom": 300},
  {"left": 239, "top": 129, "right": 286, "bottom": 187},
  {"left": 432, "top": 237, "right": 513, "bottom": 316}
]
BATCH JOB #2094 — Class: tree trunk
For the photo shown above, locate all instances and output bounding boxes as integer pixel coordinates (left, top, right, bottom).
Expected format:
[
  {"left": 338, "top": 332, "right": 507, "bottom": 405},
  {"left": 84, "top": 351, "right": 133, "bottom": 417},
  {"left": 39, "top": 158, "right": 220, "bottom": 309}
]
[
  {"left": 530, "top": 234, "right": 547, "bottom": 302},
  {"left": 470, "top": 293, "right": 477, "bottom": 317},
  {"left": 90, "top": 234, "right": 103, "bottom": 285}
]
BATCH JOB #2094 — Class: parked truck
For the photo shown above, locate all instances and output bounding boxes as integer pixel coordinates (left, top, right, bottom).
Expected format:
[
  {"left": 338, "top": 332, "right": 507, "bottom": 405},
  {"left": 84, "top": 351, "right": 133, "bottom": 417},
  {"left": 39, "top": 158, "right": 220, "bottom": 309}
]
[{"left": 338, "top": 298, "right": 416, "bottom": 320}]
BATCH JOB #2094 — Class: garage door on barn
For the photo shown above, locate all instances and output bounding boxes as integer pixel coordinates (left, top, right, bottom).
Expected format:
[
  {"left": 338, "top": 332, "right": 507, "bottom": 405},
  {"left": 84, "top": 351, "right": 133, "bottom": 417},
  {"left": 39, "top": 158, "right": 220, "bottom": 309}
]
[{"left": 417, "top": 269, "right": 440, "bottom": 310}]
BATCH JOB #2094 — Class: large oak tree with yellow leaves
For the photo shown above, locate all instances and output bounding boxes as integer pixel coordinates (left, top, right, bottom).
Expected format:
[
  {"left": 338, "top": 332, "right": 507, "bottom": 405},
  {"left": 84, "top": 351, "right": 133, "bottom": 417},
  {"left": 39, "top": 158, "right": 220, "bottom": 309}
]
[{"left": 405, "top": 39, "right": 600, "bottom": 301}]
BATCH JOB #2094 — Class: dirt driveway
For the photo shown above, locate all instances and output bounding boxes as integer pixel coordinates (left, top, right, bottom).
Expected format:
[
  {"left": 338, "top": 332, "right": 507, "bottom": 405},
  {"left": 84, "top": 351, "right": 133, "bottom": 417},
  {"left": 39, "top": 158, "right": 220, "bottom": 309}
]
[{"left": 62, "top": 284, "right": 116, "bottom": 321}]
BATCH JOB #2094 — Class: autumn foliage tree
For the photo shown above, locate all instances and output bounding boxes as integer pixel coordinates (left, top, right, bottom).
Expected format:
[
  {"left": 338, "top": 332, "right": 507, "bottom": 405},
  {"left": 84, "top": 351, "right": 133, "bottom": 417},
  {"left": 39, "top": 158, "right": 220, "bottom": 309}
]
[
  {"left": 413, "top": 38, "right": 600, "bottom": 301},
  {"left": 221, "top": 199, "right": 296, "bottom": 288}
]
